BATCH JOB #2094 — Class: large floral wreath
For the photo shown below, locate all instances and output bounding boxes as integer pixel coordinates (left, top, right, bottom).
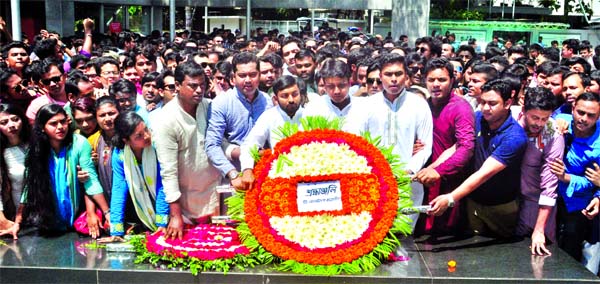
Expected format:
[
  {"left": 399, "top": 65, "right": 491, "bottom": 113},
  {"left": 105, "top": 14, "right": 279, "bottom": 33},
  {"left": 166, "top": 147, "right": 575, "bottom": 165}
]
[{"left": 227, "top": 116, "right": 413, "bottom": 275}]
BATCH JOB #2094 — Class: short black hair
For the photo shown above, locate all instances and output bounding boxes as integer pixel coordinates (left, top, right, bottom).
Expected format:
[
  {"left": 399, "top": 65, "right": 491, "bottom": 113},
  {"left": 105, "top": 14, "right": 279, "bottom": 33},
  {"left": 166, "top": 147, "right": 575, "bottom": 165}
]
[
  {"left": 471, "top": 62, "right": 498, "bottom": 82},
  {"left": 524, "top": 87, "right": 556, "bottom": 112},
  {"left": 141, "top": 71, "right": 160, "bottom": 86},
  {"left": 174, "top": 60, "right": 206, "bottom": 85},
  {"left": 424, "top": 57, "right": 454, "bottom": 80},
  {"left": 564, "top": 57, "right": 592, "bottom": 75},
  {"left": 575, "top": 92, "right": 600, "bottom": 104},
  {"left": 109, "top": 78, "right": 137, "bottom": 97},
  {"left": 41, "top": 57, "right": 64, "bottom": 75},
  {"left": 260, "top": 53, "right": 284, "bottom": 69},
  {"left": 378, "top": 52, "right": 408, "bottom": 74},
  {"left": 272, "top": 75, "right": 298, "bottom": 96},
  {"left": 481, "top": 78, "right": 513, "bottom": 102},
  {"left": 94, "top": 57, "right": 120, "bottom": 75},
  {"left": 2, "top": 41, "right": 28, "bottom": 58},
  {"left": 562, "top": 39, "right": 580, "bottom": 52},
  {"left": 536, "top": 61, "right": 565, "bottom": 76},
  {"left": 540, "top": 47, "right": 560, "bottom": 62},
  {"left": 232, "top": 52, "right": 259, "bottom": 73},
  {"left": 563, "top": 71, "right": 591, "bottom": 88},
  {"left": 319, "top": 59, "right": 351, "bottom": 80}
]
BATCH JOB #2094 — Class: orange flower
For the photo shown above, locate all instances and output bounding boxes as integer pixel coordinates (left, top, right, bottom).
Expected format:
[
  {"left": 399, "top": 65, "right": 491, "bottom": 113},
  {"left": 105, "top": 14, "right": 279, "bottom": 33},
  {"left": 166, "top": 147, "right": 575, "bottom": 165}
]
[{"left": 246, "top": 128, "right": 399, "bottom": 265}]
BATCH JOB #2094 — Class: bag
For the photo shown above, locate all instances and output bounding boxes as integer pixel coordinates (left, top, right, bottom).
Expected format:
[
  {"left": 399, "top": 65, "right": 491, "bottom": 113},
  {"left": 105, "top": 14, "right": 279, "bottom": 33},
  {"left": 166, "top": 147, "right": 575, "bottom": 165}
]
[{"left": 73, "top": 209, "right": 104, "bottom": 235}]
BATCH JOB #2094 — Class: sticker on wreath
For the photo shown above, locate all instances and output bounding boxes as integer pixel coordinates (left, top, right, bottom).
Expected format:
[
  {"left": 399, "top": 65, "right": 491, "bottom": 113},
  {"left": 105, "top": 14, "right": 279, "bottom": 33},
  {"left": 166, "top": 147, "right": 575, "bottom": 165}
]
[{"left": 297, "top": 180, "right": 342, "bottom": 212}]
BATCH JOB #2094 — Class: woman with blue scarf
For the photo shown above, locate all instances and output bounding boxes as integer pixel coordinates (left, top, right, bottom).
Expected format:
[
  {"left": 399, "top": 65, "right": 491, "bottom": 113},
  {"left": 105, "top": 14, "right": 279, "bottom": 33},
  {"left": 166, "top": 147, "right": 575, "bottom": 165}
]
[
  {"left": 109, "top": 112, "right": 169, "bottom": 236},
  {"left": 19, "top": 104, "right": 110, "bottom": 236}
]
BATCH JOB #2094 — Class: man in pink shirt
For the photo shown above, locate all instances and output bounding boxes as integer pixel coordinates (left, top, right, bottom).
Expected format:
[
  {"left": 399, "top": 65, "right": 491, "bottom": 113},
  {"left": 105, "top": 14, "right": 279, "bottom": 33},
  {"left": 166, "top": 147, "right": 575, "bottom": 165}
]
[
  {"left": 514, "top": 87, "right": 564, "bottom": 255},
  {"left": 415, "top": 58, "right": 475, "bottom": 235}
]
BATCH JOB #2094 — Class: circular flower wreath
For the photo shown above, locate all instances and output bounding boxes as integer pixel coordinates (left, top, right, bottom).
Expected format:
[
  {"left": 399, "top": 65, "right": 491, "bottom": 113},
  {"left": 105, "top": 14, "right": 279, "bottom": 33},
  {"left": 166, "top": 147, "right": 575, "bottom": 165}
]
[{"left": 228, "top": 116, "right": 413, "bottom": 275}]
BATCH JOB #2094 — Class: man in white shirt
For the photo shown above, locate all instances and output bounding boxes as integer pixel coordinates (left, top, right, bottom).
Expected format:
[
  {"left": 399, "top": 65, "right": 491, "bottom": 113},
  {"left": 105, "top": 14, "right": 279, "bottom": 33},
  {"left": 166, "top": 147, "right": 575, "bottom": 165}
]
[
  {"left": 153, "top": 61, "right": 221, "bottom": 239},
  {"left": 303, "top": 59, "right": 368, "bottom": 134},
  {"left": 236, "top": 75, "right": 304, "bottom": 190},
  {"left": 366, "top": 52, "right": 433, "bottom": 230}
]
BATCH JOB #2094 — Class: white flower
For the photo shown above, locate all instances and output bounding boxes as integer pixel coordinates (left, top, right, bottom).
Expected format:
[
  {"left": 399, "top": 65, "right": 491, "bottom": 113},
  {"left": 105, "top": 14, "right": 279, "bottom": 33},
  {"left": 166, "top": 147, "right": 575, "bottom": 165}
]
[
  {"left": 269, "top": 211, "right": 372, "bottom": 249},
  {"left": 269, "top": 142, "right": 371, "bottom": 178}
]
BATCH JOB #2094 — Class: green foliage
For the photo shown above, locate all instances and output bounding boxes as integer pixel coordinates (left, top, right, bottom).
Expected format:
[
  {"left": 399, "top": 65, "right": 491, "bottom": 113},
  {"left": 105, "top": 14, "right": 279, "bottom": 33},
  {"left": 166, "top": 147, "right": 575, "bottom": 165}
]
[
  {"left": 272, "top": 123, "right": 299, "bottom": 142},
  {"left": 128, "top": 6, "right": 142, "bottom": 16},
  {"left": 430, "top": 0, "right": 485, "bottom": 20},
  {"left": 539, "top": 0, "right": 561, "bottom": 11},
  {"left": 300, "top": 116, "right": 344, "bottom": 131},
  {"left": 249, "top": 145, "right": 261, "bottom": 163}
]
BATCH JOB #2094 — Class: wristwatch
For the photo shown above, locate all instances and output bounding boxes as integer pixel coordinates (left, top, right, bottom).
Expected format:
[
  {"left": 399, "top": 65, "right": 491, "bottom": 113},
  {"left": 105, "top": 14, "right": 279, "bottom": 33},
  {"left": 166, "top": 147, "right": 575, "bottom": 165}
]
[
  {"left": 447, "top": 195, "right": 455, "bottom": 208},
  {"left": 227, "top": 170, "right": 240, "bottom": 180}
]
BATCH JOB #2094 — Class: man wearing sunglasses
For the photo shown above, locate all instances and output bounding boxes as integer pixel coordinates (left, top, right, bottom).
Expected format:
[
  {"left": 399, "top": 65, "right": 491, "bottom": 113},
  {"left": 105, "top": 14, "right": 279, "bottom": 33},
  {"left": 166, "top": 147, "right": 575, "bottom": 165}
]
[
  {"left": 156, "top": 70, "right": 177, "bottom": 105},
  {"left": 193, "top": 53, "right": 215, "bottom": 81},
  {"left": 0, "top": 68, "right": 36, "bottom": 111},
  {"left": 365, "top": 61, "right": 382, "bottom": 96},
  {"left": 26, "top": 58, "right": 69, "bottom": 124},
  {"left": 416, "top": 36, "right": 442, "bottom": 61}
]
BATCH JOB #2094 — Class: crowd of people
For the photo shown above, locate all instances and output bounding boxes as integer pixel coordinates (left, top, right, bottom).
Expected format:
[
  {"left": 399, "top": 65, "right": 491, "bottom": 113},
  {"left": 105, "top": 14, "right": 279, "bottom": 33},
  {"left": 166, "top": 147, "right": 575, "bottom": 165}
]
[{"left": 0, "top": 16, "right": 600, "bottom": 275}]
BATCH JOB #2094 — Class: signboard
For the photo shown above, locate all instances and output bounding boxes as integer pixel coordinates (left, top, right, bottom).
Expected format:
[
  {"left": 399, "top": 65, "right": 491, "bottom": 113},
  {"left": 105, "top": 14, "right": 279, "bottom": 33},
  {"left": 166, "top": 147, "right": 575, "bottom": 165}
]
[
  {"left": 109, "top": 22, "right": 122, "bottom": 34},
  {"left": 297, "top": 181, "right": 342, "bottom": 213}
]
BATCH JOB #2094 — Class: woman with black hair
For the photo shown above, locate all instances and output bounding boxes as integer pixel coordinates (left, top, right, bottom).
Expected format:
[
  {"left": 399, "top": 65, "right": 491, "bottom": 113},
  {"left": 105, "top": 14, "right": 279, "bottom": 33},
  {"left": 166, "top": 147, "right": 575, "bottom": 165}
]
[
  {"left": 1, "top": 104, "right": 110, "bottom": 238},
  {"left": 109, "top": 112, "right": 169, "bottom": 237},
  {"left": 0, "top": 104, "right": 30, "bottom": 233}
]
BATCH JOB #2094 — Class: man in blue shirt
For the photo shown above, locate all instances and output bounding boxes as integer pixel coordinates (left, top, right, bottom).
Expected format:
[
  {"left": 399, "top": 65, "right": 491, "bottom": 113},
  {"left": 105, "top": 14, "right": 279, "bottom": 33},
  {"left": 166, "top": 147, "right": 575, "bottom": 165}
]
[
  {"left": 205, "top": 52, "right": 272, "bottom": 189},
  {"left": 429, "top": 79, "right": 527, "bottom": 238},
  {"left": 551, "top": 92, "right": 600, "bottom": 262}
]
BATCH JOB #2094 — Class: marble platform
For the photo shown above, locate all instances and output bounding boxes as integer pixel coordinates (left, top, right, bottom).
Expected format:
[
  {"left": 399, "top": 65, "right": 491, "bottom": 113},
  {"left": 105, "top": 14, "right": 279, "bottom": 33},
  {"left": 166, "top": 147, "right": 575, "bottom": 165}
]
[{"left": 0, "top": 231, "right": 598, "bottom": 284}]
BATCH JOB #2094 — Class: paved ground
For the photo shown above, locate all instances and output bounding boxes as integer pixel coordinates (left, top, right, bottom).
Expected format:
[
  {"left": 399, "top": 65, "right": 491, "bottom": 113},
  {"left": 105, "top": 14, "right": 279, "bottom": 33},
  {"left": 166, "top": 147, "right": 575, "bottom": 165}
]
[{"left": 0, "top": 231, "right": 598, "bottom": 283}]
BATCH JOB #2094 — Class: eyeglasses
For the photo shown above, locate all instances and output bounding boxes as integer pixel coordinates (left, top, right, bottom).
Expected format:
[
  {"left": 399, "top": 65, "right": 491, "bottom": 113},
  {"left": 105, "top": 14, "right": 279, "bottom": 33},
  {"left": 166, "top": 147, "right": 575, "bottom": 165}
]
[
  {"left": 101, "top": 71, "right": 119, "bottom": 76},
  {"left": 12, "top": 83, "right": 26, "bottom": 93},
  {"left": 419, "top": 47, "right": 429, "bottom": 53},
  {"left": 164, "top": 84, "right": 176, "bottom": 90},
  {"left": 366, "top": 78, "right": 382, "bottom": 85},
  {"left": 409, "top": 66, "right": 423, "bottom": 74},
  {"left": 41, "top": 75, "right": 62, "bottom": 86},
  {"left": 200, "top": 62, "right": 215, "bottom": 69}
]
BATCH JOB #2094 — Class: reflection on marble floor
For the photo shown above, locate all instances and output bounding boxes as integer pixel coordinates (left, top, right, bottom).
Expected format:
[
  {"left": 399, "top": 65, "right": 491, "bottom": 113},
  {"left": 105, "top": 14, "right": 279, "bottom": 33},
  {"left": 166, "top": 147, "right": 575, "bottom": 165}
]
[{"left": 0, "top": 232, "right": 598, "bottom": 284}]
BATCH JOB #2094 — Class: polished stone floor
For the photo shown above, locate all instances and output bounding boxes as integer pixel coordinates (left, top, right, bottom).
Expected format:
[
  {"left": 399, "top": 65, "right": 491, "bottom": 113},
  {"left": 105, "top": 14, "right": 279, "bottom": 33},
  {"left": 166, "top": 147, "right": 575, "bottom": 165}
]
[{"left": 0, "top": 230, "right": 598, "bottom": 284}]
